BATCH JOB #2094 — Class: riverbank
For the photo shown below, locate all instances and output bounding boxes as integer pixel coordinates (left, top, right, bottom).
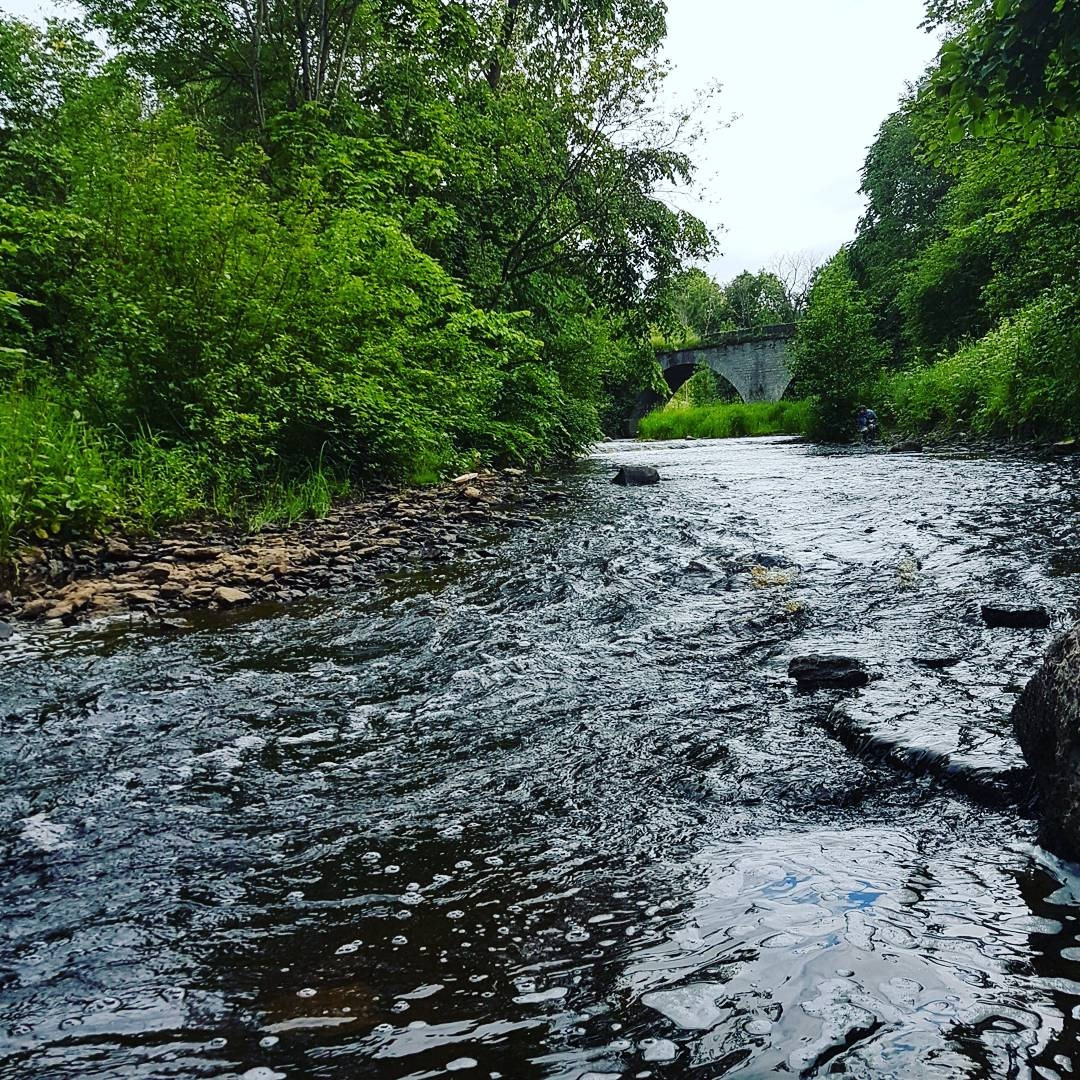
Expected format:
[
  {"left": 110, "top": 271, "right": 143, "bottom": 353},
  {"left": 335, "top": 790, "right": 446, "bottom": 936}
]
[{"left": 0, "top": 468, "right": 567, "bottom": 630}]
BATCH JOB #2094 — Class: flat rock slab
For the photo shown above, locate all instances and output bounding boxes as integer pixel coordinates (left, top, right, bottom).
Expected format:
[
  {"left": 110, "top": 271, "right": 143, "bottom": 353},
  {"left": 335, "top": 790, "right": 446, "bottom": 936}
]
[
  {"left": 788, "top": 655, "right": 869, "bottom": 690},
  {"left": 981, "top": 604, "right": 1051, "bottom": 629},
  {"left": 612, "top": 466, "right": 660, "bottom": 487}
]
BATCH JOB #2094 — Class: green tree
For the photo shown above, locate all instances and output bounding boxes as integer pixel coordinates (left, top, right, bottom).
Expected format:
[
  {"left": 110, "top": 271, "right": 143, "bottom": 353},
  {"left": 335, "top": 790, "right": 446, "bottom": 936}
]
[
  {"left": 788, "top": 252, "right": 887, "bottom": 439},
  {"left": 721, "top": 270, "right": 796, "bottom": 328}
]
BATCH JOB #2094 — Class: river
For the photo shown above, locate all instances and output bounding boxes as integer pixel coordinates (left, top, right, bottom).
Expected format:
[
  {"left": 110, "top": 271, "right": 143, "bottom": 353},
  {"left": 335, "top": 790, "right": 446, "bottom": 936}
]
[{"left": 3, "top": 437, "right": 1080, "bottom": 1079}]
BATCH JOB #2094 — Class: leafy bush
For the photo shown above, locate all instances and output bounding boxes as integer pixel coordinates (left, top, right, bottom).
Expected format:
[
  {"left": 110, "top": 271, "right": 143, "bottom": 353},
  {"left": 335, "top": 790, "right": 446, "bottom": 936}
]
[
  {"left": 885, "top": 290, "right": 1080, "bottom": 439},
  {"left": 0, "top": 386, "right": 114, "bottom": 563}
]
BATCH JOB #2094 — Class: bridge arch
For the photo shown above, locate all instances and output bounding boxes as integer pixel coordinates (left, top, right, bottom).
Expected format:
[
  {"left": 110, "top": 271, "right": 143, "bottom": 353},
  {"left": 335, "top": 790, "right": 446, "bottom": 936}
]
[{"left": 657, "top": 323, "right": 797, "bottom": 404}]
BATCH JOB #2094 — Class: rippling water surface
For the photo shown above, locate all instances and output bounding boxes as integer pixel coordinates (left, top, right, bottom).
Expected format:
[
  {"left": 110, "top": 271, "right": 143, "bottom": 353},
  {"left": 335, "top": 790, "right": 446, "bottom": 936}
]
[{"left": 4, "top": 438, "right": 1080, "bottom": 1079}]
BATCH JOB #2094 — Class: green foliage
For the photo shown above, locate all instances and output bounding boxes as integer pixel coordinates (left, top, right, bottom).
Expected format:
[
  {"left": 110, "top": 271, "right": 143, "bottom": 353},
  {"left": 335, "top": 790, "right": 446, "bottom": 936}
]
[
  {"left": 0, "top": 385, "right": 114, "bottom": 563},
  {"left": 885, "top": 289, "right": 1080, "bottom": 439},
  {"left": 722, "top": 270, "right": 797, "bottom": 328},
  {"left": 787, "top": 253, "right": 887, "bottom": 439},
  {"left": 0, "top": 1, "right": 714, "bottom": 557},
  {"left": 637, "top": 400, "right": 811, "bottom": 441}
]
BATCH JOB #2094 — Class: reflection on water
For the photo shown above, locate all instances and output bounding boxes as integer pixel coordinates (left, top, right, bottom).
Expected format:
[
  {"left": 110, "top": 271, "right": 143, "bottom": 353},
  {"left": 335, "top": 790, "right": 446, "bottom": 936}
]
[{"left": 3, "top": 438, "right": 1080, "bottom": 1078}]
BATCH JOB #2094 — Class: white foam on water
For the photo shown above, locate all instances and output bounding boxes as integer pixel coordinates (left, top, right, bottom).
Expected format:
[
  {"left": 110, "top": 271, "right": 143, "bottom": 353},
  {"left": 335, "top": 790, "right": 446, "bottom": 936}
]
[
  {"left": 446, "top": 1059, "right": 477, "bottom": 1071},
  {"left": 640, "top": 1037, "right": 678, "bottom": 1062},
  {"left": 512, "top": 986, "right": 568, "bottom": 1005},
  {"left": 19, "top": 814, "right": 73, "bottom": 852}
]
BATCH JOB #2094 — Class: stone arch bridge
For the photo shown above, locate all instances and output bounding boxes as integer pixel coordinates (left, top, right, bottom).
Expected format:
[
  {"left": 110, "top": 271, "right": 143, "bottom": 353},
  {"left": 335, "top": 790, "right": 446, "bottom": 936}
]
[{"left": 632, "top": 323, "right": 797, "bottom": 428}]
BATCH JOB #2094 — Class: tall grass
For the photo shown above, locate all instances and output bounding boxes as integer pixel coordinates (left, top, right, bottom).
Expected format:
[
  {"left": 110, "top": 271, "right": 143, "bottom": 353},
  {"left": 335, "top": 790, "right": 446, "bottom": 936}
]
[
  {"left": 882, "top": 291, "right": 1080, "bottom": 440},
  {"left": 637, "top": 399, "right": 811, "bottom": 441},
  {"left": 0, "top": 386, "right": 355, "bottom": 569},
  {"left": 0, "top": 385, "right": 115, "bottom": 566}
]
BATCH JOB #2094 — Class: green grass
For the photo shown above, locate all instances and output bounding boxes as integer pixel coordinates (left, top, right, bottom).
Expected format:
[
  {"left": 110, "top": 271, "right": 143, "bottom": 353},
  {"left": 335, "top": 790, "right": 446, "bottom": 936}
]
[
  {"left": 637, "top": 399, "right": 811, "bottom": 441},
  {"left": 0, "top": 386, "right": 359, "bottom": 571}
]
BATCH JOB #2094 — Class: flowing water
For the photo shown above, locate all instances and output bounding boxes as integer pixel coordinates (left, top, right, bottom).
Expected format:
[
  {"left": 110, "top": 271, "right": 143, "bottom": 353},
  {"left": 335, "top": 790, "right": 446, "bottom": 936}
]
[{"left": 4, "top": 437, "right": 1080, "bottom": 1079}]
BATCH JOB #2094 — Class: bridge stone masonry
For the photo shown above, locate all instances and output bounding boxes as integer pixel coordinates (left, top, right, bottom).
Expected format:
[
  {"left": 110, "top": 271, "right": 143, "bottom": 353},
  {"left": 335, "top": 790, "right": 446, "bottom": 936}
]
[{"left": 631, "top": 323, "right": 798, "bottom": 430}]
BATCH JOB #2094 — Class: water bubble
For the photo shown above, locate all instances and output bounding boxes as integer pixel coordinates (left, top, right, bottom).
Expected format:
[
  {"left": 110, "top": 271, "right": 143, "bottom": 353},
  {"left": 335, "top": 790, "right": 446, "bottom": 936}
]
[
  {"left": 402, "top": 892, "right": 424, "bottom": 905},
  {"left": 362, "top": 852, "right": 381, "bottom": 863},
  {"left": 455, "top": 860, "right": 473, "bottom": 870},
  {"left": 241, "top": 1070, "right": 286, "bottom": 1080},
  {"left": 407, "top": 1021, "right": 429, "bottom": 1029},
  {"left": 390, "top": 1001, "right": 410, "bottom": 1013},
  {"left": 286, "top": 890, "right": 304, "bottom": 902},
  {"left": 446, "top": 1058, "right": 478, "bottom": 1071},
  {"left": 392, "top": 935, "right": 408, "bottom": 946},
  {"left": 396, "top": 910, "right": 413, "bottom": 920},
  {"left": 259, "top": 1035, "right": 280, "bottom": 1048},
  {"left": 432, "top": 874, "right": 452, "bottom": 886},
  {"left": 384, "top": 865, "right": 401, "bottom": 874},
  {"left": 745, "top": 1018, "right": 773, "bottom": 1036},
  {"left": 447, "top": 910, "right": 465, "bottom": 920},
  {"left": 484, "top": 856, "right": 504, "bottom": 866},
  {"left": 407, "top": 882, "right": 421, "bottom": 892},
  {"left": 206, "top": 1037, "right": 228, "bottom": 1050},
  {"left": 335, "top": 942, "right": 360, "bottom": 955},
  {"left": 296, "top": 988, "right": 317, "bottom": 998},
  {"left": 497, "top": 927, "right": 510, "bottom": 935},
  {"left": 373, "top": 1023, "right": 394, "bottom": 1036},
  {"left": 565, "top": 929, "right": 590, "bottom": 943}
]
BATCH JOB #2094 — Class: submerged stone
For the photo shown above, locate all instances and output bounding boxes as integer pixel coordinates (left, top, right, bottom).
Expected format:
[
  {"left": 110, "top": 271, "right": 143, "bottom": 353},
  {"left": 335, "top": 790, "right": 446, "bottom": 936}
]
[
  {"left": 788, "top": 655, "right": 869, "bottom": 690},
  {"left": 981, "top": 604, "right": 1051, "bottom": 629}
]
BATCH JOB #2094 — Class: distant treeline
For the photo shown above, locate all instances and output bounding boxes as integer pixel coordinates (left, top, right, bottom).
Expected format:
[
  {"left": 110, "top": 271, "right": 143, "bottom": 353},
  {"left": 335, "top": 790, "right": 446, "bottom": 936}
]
[{"left": 788, "top": 0, "right": 1080, "bottom": 441}]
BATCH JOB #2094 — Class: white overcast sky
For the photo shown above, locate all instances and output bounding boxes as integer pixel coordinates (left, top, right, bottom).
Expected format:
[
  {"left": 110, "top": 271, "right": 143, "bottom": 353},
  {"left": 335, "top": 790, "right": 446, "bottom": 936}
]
[
  {"left": 663, "top": 0, "right": 942, "bottom": 280},
  {"left": 4, "top": 0, "right": 941, "bottom": 282}
]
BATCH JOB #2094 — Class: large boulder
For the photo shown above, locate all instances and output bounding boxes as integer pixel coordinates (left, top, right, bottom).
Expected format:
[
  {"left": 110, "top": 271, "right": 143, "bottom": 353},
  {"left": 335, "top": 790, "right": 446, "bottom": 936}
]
[
  {"left": 1012, "top": 625, "right": 1080, "bottom": 859},
  {"left": 788, "top": 655, "right": 869, "bottom": 690},
  {"left": 612, "top": 466, "right": 660, "bottom": 487}
]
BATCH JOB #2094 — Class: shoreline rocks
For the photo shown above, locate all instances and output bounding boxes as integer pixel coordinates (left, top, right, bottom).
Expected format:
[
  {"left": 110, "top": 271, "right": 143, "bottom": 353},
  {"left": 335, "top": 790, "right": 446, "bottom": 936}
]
[
  {"left": 1, "top": 469, "right": 562, "bottom": 632},
  {"left": 1012, "top": 624, "right": 1080, "bottom": 860}
]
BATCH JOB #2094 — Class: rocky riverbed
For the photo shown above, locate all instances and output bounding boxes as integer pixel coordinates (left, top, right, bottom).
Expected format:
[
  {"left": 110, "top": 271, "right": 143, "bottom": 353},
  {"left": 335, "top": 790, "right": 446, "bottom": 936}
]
[{"left": 0, "top": 468, "right": 568, "bottom": 629}]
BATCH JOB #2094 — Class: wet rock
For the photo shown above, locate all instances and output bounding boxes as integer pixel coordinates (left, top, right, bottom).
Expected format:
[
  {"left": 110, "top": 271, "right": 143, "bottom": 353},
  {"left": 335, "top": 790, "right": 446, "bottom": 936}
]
[
  {"left": 451, "top": 472, "right": 479, "bottom": 484},
  {"left": 889, "top": 440, "right": 923, "bottom": 454},
  {"left": 18, "top": 598, "right": 52, "bottom": 621},
  {"left": 686, "top": 560, "right": 713, "bottom": 574},
  {"left": 0, "top": 591, "right": 13, "bottom": 613},
  {"left": 463, "top": 486, "right": 483, "bottom": 501},
  {"left": 104, "top": 538, "right": 133, "bottom": 559},
  {"left": 981, "top": 604, "right": 1051, "bottom": 629},
  {"left": 126, "top": 590, "right": 159, "bottom": 607},
  {"left": 611, "top": 466, "right": 660, "bottom": 487},
  {"left": 1051, "top": 439, "right": 1078, "bottom": 456},
  {"left": 1012, "top": 624, "right": 1080, "bottom": 859},
  {"left": 788, "top": 655, "right": 869, "bottom": 690},
  {"left": 214, "top": 586, "right": 252, "bottom": 608},
  {"left": 0, "top": 620, "right": 12, "bottom": 640},
  {"left": 142, "top": 562, "right": 173, "bottom": 584}
]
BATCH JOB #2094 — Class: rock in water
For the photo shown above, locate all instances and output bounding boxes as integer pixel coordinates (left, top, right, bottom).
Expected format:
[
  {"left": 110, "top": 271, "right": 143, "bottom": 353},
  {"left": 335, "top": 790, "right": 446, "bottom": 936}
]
[
  {"left": 889, "top": 440, "right": 923, "bottom": 454},
  {"left": 788, "top": 655, "right": 869, "bottom": 690},
  {"left": 611, "top": 466, "right": 660, "bottom": 487},
  {"left": 981, "top": 604, "right": 1051, "bottom": 629},
  {"left": 1013, "top": 625, "right": 1080, "bottom": 859},
  {"left": 0, "top": 620, "right": 12, "bottom": 640}
]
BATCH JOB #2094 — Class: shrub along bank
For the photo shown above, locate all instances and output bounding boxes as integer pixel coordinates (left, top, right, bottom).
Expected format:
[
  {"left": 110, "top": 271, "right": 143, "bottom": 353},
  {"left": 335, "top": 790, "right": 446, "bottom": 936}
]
[{"left": 0, "top": 6, "right": 710, "bottom": 569}]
